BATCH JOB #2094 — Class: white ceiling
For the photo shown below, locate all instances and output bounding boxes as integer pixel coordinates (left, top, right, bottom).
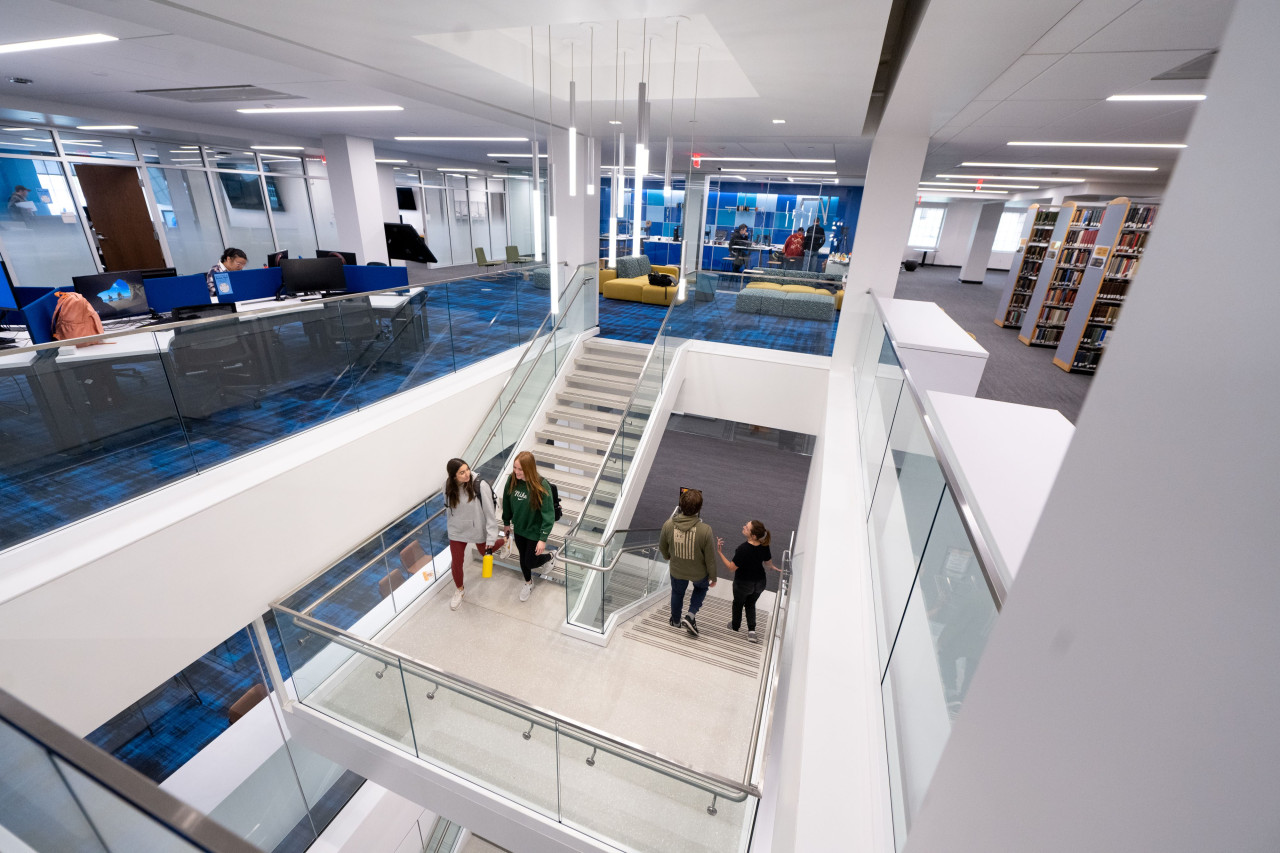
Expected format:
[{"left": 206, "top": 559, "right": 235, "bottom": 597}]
[{"left": 0, "top": 0, "right": 1238, "bottom": 195}]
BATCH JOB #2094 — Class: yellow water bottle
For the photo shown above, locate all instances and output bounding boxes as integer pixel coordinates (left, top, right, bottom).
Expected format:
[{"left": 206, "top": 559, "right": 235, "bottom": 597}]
[{"left": 482, "top": 547, "right": 493, "bottom": 579}]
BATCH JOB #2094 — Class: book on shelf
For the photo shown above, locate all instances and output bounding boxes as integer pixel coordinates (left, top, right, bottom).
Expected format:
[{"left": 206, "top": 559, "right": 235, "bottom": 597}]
[{"left": 996, "top": 203, "right": 1062, "bottom": 328}]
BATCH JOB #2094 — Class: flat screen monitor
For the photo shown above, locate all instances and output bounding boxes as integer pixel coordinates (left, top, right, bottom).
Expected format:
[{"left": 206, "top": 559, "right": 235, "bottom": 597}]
[
  {"left": 714, "top": 229, "right": 728, "bottom": 242},
  {"left": 385, "top": 223, "right": 438, "bottom": 264},
  {"left": 139, "top": 267, "right": 177, "bottom": 281},
  {"left": 395, "top": 187, "right": 417, "bottom": 210},
  {"left": 316, "top": 249, "right": 357, "bottom": 265},
  {"left": 71, "top": 270, "right": 150, "bottom": 321},
  {"left": 0, "top": 258, "right": 18, "bottom": 313},
  {"left": 172, "top": 302, "right": 238, "bottom": 322},
  {"left": 280, "top": 257, "right": 346, "bottom": 297},
  {"left": 267, "top": 250, "right": 288, "bottom": 268}
]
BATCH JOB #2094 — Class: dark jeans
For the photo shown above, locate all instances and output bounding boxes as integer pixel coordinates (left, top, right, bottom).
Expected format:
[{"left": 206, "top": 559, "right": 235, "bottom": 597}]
[
  {"left": 513, "top": 533, "right": 551, "bottom": 582},
  {"left": 670, "top": 577, "right": 709, "bottom": 622},
  {"left": 732, "top": 580, "right": 767, "bottom": 631},
  {"left": 804, "top": 250, "right": 824, "bottom": 272}
]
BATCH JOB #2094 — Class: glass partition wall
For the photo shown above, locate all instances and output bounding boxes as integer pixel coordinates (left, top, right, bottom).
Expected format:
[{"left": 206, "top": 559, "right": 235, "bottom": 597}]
[{"left": 391, "top": 167, "right": 540, "bottom": 267}]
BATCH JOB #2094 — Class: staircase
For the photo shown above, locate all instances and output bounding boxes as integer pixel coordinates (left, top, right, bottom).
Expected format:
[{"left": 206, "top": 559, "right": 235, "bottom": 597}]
[{"left": 496, "top": 338, "right": 650, "bottom": 583}]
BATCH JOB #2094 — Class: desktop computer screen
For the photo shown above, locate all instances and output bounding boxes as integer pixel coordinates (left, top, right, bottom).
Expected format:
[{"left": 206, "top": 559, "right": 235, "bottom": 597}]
[
  {"left": 315, "top": 249, "right": 357, "bottom": 265},
  {"left": 280, "top": 257, "right": 347, "bottom": 298},
  {"left": 267, "top": 250, "right": 288, "bottom": 268},
  {"left": 139, "top": 268, "right": 177, "bottom": 281},
  {"left": 71, "top": 270, "right": 150, "bottom": 321},
  {"left": 0, "top": 258, "right": 18, "bottom": 312}
]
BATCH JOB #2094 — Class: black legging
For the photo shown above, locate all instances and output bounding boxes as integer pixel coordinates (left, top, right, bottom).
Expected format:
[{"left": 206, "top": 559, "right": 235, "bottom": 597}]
[
  {"left": 732, "top": 580, "right": 768, "bottom": 631},
  {"left": 513, "top": 533, "right": 551, "bottom": 582}
]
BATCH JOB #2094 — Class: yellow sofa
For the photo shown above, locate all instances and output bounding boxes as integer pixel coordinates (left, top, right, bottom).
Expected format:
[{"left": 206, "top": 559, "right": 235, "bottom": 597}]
[{"left": 600, "top": 256, "right": 681, "bottom": 305}]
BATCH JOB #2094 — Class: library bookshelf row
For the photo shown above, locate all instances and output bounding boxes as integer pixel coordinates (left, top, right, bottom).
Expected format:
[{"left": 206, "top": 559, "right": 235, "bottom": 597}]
[{"left": 993, "top": 197, "right": 1159, "bottom": 374}]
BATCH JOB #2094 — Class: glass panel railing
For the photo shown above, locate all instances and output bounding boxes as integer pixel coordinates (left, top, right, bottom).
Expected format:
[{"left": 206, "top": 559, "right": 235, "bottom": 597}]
[
  {"left": 0, "top": 688, "right": 260, "bottom": 853},
  {"left": 275, "top": 264, "right": 595, "bottom": 636},
  {"left": 855, "top": 295, "right": 1008, "bottom": 850},
  {"left": 562, "top": 528, "right": 666, "bottom": 632},
  {"left": 0, "top": 268, "right": 553, "bottom": 553},
  {"left": 271, "top": 608, "right": 758, "bottom": 853}
]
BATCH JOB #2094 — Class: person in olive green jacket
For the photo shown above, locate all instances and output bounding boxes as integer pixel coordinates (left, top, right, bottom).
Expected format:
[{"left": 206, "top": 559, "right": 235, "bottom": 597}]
[
  {"left": 501, "top": 450, "right": 557, "bottom": 602},
  {"left": 659, "top": 488, "right": 717, "bottom": 637}
]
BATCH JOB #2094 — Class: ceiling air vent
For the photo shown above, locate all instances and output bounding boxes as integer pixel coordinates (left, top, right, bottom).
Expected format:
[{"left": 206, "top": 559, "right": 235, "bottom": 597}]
[
  {"left": 136, "top": 85, "right": 303, "bottom": 103},
  {"left": 1152, "top": 51, "right": 1216, "bottom": 81}
]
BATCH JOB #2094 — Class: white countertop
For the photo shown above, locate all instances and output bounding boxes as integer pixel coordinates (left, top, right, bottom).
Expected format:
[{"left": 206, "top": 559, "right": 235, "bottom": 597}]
[
  {"left": 880, "top": 298, "right": 988, "bottom": 358},
  {"left": 926, "top": 391, "right": 1075, "bottom": 580}
]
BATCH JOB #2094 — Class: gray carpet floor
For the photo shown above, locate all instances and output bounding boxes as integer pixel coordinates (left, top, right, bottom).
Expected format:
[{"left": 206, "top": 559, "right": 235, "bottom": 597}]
[
  {"left": 893, "top": 264, "right": 1092, "bottom": 423},
  {"left": 626, "top": 423, "right": 813, "bottom": 591}
]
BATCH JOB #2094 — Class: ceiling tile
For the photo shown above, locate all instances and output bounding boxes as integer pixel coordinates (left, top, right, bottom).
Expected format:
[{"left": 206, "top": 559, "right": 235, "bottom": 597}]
[
  {"left": 1026, "top": 0, "right": 1144, "bottom": 54},
  {"left": 1075, "top": 0, "right": 1233, "bottom": 52},
  {"left": 1008, "top": 50, "right": 1205, "bottom": 101},
  {"left": 975, "top": 54, "right": 1065, "bottom": 100},
  {"left": 971, "top": 99, "right": 1097, "bottom": 128}
]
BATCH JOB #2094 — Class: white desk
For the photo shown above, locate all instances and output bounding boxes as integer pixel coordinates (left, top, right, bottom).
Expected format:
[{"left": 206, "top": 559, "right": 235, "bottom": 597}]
[{"left": 56, "top": 331, "right": 174, "bottom": 364}]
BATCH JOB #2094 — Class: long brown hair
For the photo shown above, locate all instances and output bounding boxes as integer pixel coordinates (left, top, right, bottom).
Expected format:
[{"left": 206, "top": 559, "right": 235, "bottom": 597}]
[
  {"left": 747, "top": 520, "right": 771, "bottom": 546},
  {"left": 444, "top": 458, "right": 477, "bottom": 510},
  {"left": 506, "top": 451, "right": 546, "bottom": 509}
]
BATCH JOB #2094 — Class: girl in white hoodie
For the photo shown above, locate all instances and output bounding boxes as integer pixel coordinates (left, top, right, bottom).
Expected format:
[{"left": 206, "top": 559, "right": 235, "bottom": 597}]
[{"left": 443, "top": 458, "right": 503, "bottom": 611}]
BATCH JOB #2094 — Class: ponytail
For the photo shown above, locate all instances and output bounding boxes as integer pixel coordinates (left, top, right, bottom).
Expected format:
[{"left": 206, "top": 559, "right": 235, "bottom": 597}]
[{"left": 748, "top": 520, "right": 771, "bottom": 546}]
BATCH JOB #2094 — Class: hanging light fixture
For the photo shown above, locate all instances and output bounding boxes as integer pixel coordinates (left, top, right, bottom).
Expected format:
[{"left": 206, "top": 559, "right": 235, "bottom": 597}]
[
  {"left": 663, "top": 18, "right": 682, "bottom": 200},
  {"left": 547, "top": 26, "right": 560, "bottom": 310},
  {"left": 529, "top": 27, "right": 543, "bottom": 263},
  {"left": 586, "top": 25, "right": 596, "bottom": 197},
  {"left": 607, "top": 26, "right": 623, "bottom": 269},
  {"left": 632, "top": 23, "right": 649, "bottom": 258},
  {"left": 568, "top": 43, "right": 577, "bottom": 198},
  {"left": 678, "top": 43, "right": 704, "bottom": 300}
]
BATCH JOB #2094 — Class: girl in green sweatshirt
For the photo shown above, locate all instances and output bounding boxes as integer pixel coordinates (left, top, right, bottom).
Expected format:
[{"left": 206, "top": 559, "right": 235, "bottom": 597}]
[{"left": 501, "top": 451, "right": 556, "bottom": 602}]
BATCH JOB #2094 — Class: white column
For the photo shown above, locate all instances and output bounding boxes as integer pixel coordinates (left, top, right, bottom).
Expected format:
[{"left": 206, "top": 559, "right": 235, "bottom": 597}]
[
  {"left": 832, "top": 131, "right": 928, "bottom": 364},
  {"left": 549, "top": 125, "right": 597, "bottom": 325},
  {"left": 958, "top": 201, "right": 1004, "bottom": 283},
  {"left": 320, "top": 134, "right": 389, "bottom": 264},
  {"left": 904, "top": 1, "right": 1280, "bottom": 850}
]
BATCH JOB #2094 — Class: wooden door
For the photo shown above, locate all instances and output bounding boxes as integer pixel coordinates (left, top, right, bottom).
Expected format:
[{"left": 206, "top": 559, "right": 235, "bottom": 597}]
[{"left": 74, "top": 164, "right": 167, "bottom": 271}]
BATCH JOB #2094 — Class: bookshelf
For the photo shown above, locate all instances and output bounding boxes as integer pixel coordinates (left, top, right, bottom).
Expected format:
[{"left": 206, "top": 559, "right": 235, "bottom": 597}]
[
  {"left": 1053, "top": 198, "right": 1159, "bottom": 373},
  {"left": 1018, "top": 203, "right": 1105, "bottom": 347},
  {"left": 994, "top": 204, "right": 1058, "bottom": 328}
]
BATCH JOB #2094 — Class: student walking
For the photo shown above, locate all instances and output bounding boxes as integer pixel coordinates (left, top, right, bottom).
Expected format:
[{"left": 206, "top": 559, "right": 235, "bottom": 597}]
[
  {"left": 659, "top": 488, "right": 717, "bottom": 637},
  {"left": 716, "top": 520, "right": 778, "bottom": 643},
  {"left": 443, "top": 458, "right": 504, "bottom": 611},
  {"left": 501, "top": 451, "right": 557, "bottom": 602}
]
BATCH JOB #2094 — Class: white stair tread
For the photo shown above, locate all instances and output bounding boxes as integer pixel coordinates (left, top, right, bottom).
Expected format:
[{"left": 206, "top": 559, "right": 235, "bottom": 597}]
[
  {"left": 545, "top": 406, "right": 622, "bottom": 430},
  {"left": 558, "top": 388, "right": 632, "bottom": 409},
  {"left": 535, "top": 445, "right": 606, "bottom": 470}
]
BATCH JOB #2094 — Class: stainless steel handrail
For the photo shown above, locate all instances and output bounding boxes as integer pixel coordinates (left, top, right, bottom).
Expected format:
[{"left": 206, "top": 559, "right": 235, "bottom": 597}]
[
  {"left": 558, "top": 527, "right": 664, "bottom": 573},
  {"left": 279, "top": 606, "right": 754, "bottom": 801},
  {"left": 873, "top": 295, "right": 1010, "bottom": 609},
  {"left": 7, "top": 264, "right": 535, "bottom": 351},
  {"left": 563, "top": 281, "right": 685, "bottom": 544},
  {"left": 0, "top": 688, "right": 262, "bottom": 853},
  {"left": 744, "top": 533, "right": 793, "bottom": 786}
]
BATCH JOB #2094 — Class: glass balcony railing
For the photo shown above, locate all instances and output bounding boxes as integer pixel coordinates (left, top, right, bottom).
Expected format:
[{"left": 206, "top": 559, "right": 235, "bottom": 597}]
[
  {"left": 0, "top": 687, "right": 259, "bottom": 853},
  {"left": 0, "top": 269, "right": 554, "bottom": 553},
  {"left": 275, "top": 264, "right": 595, "bottom": 642},
  {"left": 855, "top": 294, "right": 1010, "bottom": 850}
]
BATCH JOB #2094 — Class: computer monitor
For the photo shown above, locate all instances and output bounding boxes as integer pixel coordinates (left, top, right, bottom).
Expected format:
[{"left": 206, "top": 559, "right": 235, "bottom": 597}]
[
  {"left": 139, "top": 267, "right": 177, "bottom": 281},
  {"left": 71, "top": 270, "right": 150, "bottom": 321},
  {"left": 266, "top": 250, "right": 288, "bottom": 268},
  {"left": 280, "top": 257, "right": 347, "bottom": 298},
  {"left": 385, "top": 223, "right": 438, "bottom": 264},
  {"left": 172, "top": 302, "right": 238, "bottom": 322},
  {"left": 0, "top": 258, "right": 18, "bottom": 313},
  {"left": 315, "top": 249, "right": 357, "bottom": 265},
  {"left": 714, "top": 228, "right": 728, "bottom": 242}
]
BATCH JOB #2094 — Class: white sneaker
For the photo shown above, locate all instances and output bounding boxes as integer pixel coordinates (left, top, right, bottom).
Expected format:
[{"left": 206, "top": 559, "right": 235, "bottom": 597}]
[
  {"left": 450, "top": 588, "right": 464, "bottom": 611},
  {"left": 519, "top": 581, "right": 533, "bottom": 602}
]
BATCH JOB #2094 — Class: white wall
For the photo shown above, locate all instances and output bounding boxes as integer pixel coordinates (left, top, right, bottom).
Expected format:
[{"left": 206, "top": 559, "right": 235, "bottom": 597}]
[
  {"left": 672, "top": 344, "right": 831, "bottom": 434},
  {"left": 0, "top": 350, "right": 520, "bottom": 734},
  {"left": 904, "top": 1, "right": 1280, "bottom": 850},
  {"left": 906, "top": 200, "right": 1016, "bottom": 272}
]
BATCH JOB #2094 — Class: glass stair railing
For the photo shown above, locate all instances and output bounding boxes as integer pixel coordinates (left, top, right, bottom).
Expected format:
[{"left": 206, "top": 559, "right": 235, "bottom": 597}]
[{"left": 0, "top": 687, "right": 260, "bottom": 853}]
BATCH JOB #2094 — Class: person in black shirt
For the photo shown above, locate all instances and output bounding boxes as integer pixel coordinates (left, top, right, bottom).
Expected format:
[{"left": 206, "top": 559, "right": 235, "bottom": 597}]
[
  {"left": 728, "top": 224, "right": 752, "bottom": 273},
  {"left": 802, "top": 221, "right": 826, "bottom": 272},
  {"left": 716, "top": 520, "right": 779, "bottom": 643}
]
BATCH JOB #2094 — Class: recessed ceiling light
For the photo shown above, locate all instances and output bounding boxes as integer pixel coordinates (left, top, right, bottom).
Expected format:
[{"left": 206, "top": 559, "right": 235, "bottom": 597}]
[
  {"left": 251, "top": 145, "right": 304, "bottom": 150},
  {"left": 731, "top": 168, "right": 837, "bottom": 175},
  {"left": 961, "top": 161, "right": 1158, "bottom": 172},
  {"left": 375, "top": 159, "right": 407, "bottom": 164},
  {"left": 238, "top": 106, "right": 403, "bottom": 114},
  {"left": 1008, "top": 141, "right": 1186, "bottom": 149},
  {"left": 397, "top": 136, "right": 527, "bottom": 142},
  {"left": 1107, "top": 94, "right": 1205, "bottom": 102},
  {"left": 487, "top": 152, "right": 547, "bottom": 158},
  {"left": 608, "top": 120, "right": 622, "bottom": 126},
  {"left": 936, "top": 173, "right": 1087, "bottom": 183},
  {"left": 437, "top": 167, "right": 478, "bottom": 172},
  {"left": 772, "top": 119, "right": 786, "bottom": 124},
  {"left": 76, "top": 124, "right": 137, "bottom": 131},
  {"left": 0, "top": 34, "right": 117, "bottom": 55},
  {"left": 3, "top": 127, "right": 33, "bottom": 132},
  {"left": 920, "top": 181, "right": 1040, "bottom": 189},
  {"left": 63, "top": 141, "right": 103, "bottom": 146},
  {"left": 918, "top": 187, "right": 1008, "bottom": 194},
  {"left": 698, "top": 157, "right": 835, "bottom": 163}
]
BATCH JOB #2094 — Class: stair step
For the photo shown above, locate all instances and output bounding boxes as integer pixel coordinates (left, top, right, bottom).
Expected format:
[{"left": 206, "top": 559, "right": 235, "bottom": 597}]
[
  {"left": 535, "top": 444, "right": 606, "bottom": 471},
  {"left": 536, "top": 424, "right": 617, "bottom": 453},
  {"left": 545, "top": 406, "right": 622, "bottom": 431},
  {"left": 558, "top": 388, "right": 631, "bottom": 410},
  {"left": 583, "top": 340, "right": 649, "bottom": 363},
  {"left": 567, "top": 373, "right": 639, "bottom": 395},
  {"left": 541, "top": 467, "right": 597, "bottom": 496},
  {"left": 575, "top": 355, "right": 646, "bottom": 377}
]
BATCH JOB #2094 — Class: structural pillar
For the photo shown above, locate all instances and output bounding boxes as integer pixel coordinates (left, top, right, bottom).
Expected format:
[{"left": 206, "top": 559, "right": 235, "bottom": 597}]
[
  {"left": 320, "top": 135, "right": 389, "bottom": 265},
  {"left": 958, "top": 201, "right": 1004, "bottom": 283}
]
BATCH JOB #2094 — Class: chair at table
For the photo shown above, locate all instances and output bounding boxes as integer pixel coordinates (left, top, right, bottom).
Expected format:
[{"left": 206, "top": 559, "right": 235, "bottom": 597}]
[
  {"left": 168, "top": 324, "right": 264, "bottom": 419},
  {"left": 475, "top": 248, "right": 505, "bottom": 270},
  {"left": 505, "top": 245, "right": 535, "bottom": 266}
]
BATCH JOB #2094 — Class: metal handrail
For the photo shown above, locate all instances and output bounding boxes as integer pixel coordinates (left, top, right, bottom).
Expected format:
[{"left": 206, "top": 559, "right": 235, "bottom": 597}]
[
  {"left": 744, "top": 532, "right": 793, "bottom": 786},
  {"left": 279, "top": 606, "right": 754, "bottom": 801},
  {"left": 0, "top": 688, "right": 262, "bottom": 853},
  {"left": 6, "top": 264, "right": 537, "bottom": 351},
  {"left": 562, "top": 281, "right": 686, "bottom": 545},
  {"left": 873, "top": 294, "right": 1010, "bottom": 609},
  {"left": 558, "top": 527, "right": 664, "bottom": 573}
]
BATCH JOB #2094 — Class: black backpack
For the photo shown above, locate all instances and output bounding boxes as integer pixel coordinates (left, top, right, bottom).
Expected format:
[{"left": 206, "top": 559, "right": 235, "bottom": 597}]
[{"left": 549, "top": 483, "right": 563, "bottom": 521}]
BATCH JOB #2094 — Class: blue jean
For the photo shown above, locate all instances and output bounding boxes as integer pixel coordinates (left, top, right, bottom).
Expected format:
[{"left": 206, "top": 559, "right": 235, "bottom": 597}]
[{"left": 670, "top": 577, "right": 709, "bottom": 622}]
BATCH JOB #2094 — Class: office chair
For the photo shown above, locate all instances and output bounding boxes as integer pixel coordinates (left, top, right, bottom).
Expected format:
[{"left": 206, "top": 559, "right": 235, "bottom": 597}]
[
  {"left": 399, "top": 540, "right": 432, "bottom": 581},
  {"left": 377, "top": 569, "right": 408, "bottom": 599},
  {"left": 168, "top": 324, "right": 264, "bottom": 419},
  {"left": 227, "top": 684, "right": 268, "bottom": 724},
  {"left": 474, "top": 247, "right": 505, "bottom": 270},
  {"left": 505, "top": 245, "right": 535, "bottom": 265},
  {"left": 322, "top": 296, "right": 384, "bottom": 370}
]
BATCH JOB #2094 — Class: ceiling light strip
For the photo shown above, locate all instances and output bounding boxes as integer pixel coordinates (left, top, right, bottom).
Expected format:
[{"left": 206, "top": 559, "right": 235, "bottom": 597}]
[
  {"left": 961, "top": 161, "right": 1158, "bottom": 172},
  {"left": 238, "top": 106, "right": 403, "bottom": 114},
  {"left": 0, "top": 34, "right": 117, "bottom": 54},
  {"left": 1007, "top": 141, "right": 1186, "bottom": 149}
]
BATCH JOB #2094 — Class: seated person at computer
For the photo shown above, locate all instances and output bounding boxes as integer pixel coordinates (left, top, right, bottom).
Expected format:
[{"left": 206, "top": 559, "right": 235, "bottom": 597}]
[
  {"left": 206, "top": 248, "right": 248, "bottom": 302},
  {"left": 729, "top": 224, "right": 752, "bottom": 273}
]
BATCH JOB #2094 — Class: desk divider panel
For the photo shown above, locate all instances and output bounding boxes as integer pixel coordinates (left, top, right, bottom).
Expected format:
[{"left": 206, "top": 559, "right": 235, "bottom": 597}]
[
  {"left": 19, "top": 287, "right": 70, "bottom": 344},
  {"left": 342, "top": 265, "right": 409, "bottom": 293},
  {"left": 144, "top": 274, "right": 209, "bottom": 313}
]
